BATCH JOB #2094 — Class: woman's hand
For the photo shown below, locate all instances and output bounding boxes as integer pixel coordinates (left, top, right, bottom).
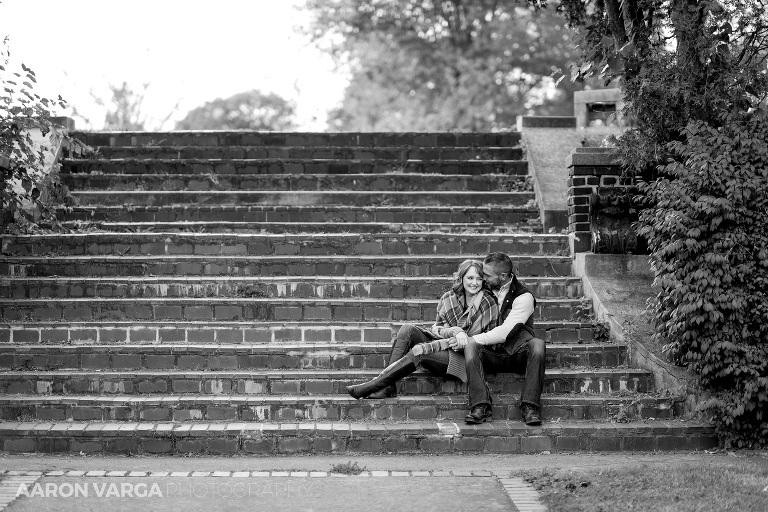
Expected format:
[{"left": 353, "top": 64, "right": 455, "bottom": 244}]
[{"left": 442, "top": 326, "right": 463, "bottom": 337}]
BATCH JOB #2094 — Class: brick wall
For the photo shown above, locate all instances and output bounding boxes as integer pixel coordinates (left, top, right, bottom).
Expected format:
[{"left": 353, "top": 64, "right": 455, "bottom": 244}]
[{"left": 566, "top": 148, "right": 636, "bottom": 253}]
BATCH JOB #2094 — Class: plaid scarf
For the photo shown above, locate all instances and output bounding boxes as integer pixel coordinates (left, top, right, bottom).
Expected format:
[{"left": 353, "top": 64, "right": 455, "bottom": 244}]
[
  {"left": 411, "top": 289, "right": 498, "bottom": 382},
  {"left": 433, "top": 288, "right": 498, "bottom": 336}
]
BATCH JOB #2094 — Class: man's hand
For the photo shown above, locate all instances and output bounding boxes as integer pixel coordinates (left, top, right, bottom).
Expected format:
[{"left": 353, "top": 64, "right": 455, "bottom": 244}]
[{"left": 448, "top": 332, "right": 469, "bottom": 350}]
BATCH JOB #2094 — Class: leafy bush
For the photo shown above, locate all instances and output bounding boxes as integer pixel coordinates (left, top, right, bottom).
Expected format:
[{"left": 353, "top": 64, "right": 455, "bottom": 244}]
[
  {"left": 1, "top": 37, "right": 87, "bottom": 233},
  {"left": 638, "top": 111, "right": 768, "bottom": 448},
  {"left": 553, "top": 0, "right": 768, "bottom": 448}
]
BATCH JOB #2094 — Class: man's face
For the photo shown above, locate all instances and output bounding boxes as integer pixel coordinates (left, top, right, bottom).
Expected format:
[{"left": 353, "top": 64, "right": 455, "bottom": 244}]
[{"left": 483, "top": 263, "right": 509, "bottom": 291}]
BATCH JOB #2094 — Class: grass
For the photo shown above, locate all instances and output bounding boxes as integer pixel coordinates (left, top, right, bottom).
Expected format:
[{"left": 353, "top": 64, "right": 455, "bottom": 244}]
[
  {"left": 330, "top": 461, "right": 367, "bottom": 475},
  {"left": 521, "top": 462, "right": 768, "bottom": 512}
]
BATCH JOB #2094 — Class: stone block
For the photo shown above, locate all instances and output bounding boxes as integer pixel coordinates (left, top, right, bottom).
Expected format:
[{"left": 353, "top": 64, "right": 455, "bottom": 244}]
[
  {"left": 140, "top": 408, "right": 171, "bottom": 421},
  {"left": 484, "top": 436, "right": 519, "bottom": 453},
  {"left": 384, "top": 437, "right": 418, "bottom": 453},
  {"left": 279, "top": 437, "right": 311, "bottom": 454},
  {"left": 207, "top": 438, "right": 239, "bottom": 454},
  {"left": 137, "top": 379, "right": 168, "bottom": 393},
  {"left": 420, "top": 436, "right": 451, "bottom": 453},
  {"left": 274, "top": 307, "right": 302, "bottom": 321},
  {"left": 82, "top": 354, "right": 111, "bottom": 370},
  {"left": 176, "top": 439, "right": 205, "bottom": 454},
  {"left": 243, "top": 438, "right": 276, "bottom": 454},
  {"left": 107, "top": 438, "right": 139, "bottom": 454},
  {"left": 657, "top": 436, "right": 686, "bottom": 451},
  {"left": 623, "top": 436, "right": 656, "bottom": 451},
  {"left": 521, "top": 436, "right": 553, "bottom": 453},
  {"left": 347, "top": 438, "right": 383, "bottom": 453},
  {"left": 73, "top": 407, "right": 104, "bottom": 421},
  {"left": 71, "top": 440, "right": 104, "bottom": 453},
  {"left": 453, "top": 437, "right": 485, "bottom": 452},
  {"left": 591, "top": 436, "right": 621, "bottom": 451},
  {"left": 142, "top": 439, "right": 174, "bottom": 454}
]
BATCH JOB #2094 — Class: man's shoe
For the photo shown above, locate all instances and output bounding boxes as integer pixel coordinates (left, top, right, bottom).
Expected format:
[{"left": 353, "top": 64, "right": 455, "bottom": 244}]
[
  {"left": 464, "top": 405, "right": 492, "bottom": 424},
  {"left": 521, "top": 404, "right": 542, "bottom": 426}
]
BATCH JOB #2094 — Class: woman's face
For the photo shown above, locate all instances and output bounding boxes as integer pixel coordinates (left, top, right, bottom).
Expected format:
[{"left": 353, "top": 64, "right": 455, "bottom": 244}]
[{"left": 462, "top": 266, "right": 483, "bottom": 296}]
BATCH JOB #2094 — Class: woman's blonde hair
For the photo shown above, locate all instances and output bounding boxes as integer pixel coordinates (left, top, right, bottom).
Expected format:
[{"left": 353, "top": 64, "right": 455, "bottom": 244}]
[{"left": 451, "top": 259, "right": 484, "bottom": 295}]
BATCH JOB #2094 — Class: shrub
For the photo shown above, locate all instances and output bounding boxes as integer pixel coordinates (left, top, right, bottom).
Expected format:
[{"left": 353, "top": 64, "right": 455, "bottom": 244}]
[
  {"left": 1, "top": 36, "right": 87, "bottom": 233},
  {"left": 638, "top": 111, "right": 768, "bottom": 448}
]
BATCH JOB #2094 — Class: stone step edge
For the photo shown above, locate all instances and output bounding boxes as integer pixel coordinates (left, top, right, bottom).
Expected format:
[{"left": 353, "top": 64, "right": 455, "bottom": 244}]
[
  {"left": 0, "top": 342, "right": 615, "bottom": 353},
  {"left": 0, "top": 420, "right": 717, "bottom": 438},
  {"left": 87, "top": 144, "right": 525, "bottom": 150},
  {"left": 68, "top": 190, "right": 532, "bottom": 197},
  {"left": 63, "top": 172, "right": 530, "bottom": 178},
  {"left": 1, "top": 232, "right": 565, "bottom": 241},
  {"left": 0, "top": 275, "right": 579, "bottom": 284},
  {"left": 1, "top": 320, "right": 593, "bottom": 328},
  {"left": 64, "top": 158, "right": 527, "bottom": 164},
  {"left": 0, "top": 368, "right": 649, "bottom": 378},
  {"left": 0, "top": 420, "right": 719, "bottom": 454},
  {"left": 0, "top": 297, "right": 586, "bottom": 305},
  {"left": 60, "top": 205, "right": 539, "bottom": 212},
  {"left": 0, "top": 392, "right": 676, "bottom": 405},
  {"left": 55, "top": 221, "right": 513, "bottom": 228},
  {"left": 0, "top": 322, "right": 595, "bottom": 345},
  {"left": 0, "top": 254, "right": 570, "bottom": 262},
  {"left": 0, "top": 469, "right": 499, "bottom": 477}
]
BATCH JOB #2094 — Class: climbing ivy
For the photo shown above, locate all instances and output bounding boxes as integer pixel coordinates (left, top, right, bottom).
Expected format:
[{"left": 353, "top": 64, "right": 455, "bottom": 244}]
[{"left": 637, "top": 112, "right": 768, "bottom": 448}]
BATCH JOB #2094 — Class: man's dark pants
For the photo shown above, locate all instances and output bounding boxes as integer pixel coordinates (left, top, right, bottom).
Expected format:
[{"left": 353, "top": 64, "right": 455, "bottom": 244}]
[{"left": 464, "top": 337, "right": 546, "bottom": 410}]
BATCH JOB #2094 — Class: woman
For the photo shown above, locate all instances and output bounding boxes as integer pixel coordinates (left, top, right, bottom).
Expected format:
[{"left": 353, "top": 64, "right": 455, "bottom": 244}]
[{"left": 347, "top": 259, "right": 498, "bottom": 399}]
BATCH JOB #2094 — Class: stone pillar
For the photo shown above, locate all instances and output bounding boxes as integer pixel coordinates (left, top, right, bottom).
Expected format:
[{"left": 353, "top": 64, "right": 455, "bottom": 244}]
[{"left": 566, "top": 147, "right": 627, "bottom": 253}]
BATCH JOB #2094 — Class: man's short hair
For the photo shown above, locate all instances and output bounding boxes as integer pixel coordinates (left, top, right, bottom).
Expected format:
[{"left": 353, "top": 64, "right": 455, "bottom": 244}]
[{"left": 483, "top": 252, "right": 514, "bottom": 275}]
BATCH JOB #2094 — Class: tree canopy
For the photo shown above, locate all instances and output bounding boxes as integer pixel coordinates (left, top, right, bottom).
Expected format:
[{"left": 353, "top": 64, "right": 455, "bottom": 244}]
[
  {"left": 304, "top": 0, "right": 585, "bottom": 131},
  {"left": 555, "top": 0, "right": 768, "bottom": 172},
  {"left": 175, "top": 90, "right": 297, "bottom": 131}
]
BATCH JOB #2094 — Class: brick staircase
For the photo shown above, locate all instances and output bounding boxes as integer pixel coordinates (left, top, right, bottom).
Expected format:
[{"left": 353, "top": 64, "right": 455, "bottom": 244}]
[{"left": 0, "top": 131, "right": 716, "bottom": 454}]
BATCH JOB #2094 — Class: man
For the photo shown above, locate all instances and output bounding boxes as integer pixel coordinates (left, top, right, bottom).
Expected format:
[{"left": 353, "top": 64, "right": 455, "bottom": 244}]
[{"left": 448, "top": 252, "right": 545, "bottom": 426}]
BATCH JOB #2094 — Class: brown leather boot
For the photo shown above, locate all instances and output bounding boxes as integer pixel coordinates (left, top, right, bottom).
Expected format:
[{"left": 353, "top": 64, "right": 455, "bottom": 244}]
[
  {"left": 366, "top": 385, "right": 397, "bottom": 399},
  {"left": 346, "top": 358, "right": 415, "bottom": 399}
]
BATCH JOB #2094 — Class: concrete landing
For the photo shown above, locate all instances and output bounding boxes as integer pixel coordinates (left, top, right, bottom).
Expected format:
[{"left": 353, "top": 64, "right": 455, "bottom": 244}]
[
  {"left": 573, "top": 254, "right": 694, "bottom": 395},
  {"left": 520, "top": 125, "right": 622, "bottom": 232}
]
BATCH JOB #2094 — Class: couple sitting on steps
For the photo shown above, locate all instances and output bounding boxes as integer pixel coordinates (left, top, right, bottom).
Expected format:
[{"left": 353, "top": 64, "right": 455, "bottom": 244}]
[{"left": 347, "top": 252, "right": 545, "bottom": 426}]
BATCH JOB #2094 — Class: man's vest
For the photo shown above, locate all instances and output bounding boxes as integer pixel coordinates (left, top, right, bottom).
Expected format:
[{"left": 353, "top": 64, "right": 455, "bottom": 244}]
[{"left": 495, "top": 275, "right": 538, "bottom": 354}]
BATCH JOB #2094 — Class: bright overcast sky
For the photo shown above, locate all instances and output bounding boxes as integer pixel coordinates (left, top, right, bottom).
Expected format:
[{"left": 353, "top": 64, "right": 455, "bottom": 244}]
[{"left": 0, "top": 0, "right": 349, "bottom": 130}]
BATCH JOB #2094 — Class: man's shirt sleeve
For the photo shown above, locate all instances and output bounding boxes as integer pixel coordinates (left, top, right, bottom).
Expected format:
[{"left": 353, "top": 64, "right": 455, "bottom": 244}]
[{"left": 470, "top": 293, "right": 535, "bottom": 346}]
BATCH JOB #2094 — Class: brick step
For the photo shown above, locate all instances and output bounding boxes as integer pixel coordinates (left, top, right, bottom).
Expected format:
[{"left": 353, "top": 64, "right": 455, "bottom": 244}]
[
  {"left": 71, "top": 131, "right": 523, "bottom": 148},
  {"left": 62, "top": 159, "right": 529, "bottom": 176},
  {"left": 0, "top": 297, "right": 590, "bottom": 323},
  {"left": 0, "top": 368, "right": 655, "bottom": 396},
  {"left": 63, "top": 173, "right": 531, "bottom": 193},
  {"left": 57, "top": 205, "right": 540, "bottom": 225},
  {"left": 0, "top": 343, "right": 625, "bottom": 371},
  {"left": 0, "top": 393, "right": 677, "bottom": 423},
  {"left": 0, "top": 254, "right": 572, "bottom": 278},
  {"left": 0, "top": 320, "right": 596, "bottom": 345},
  {"left": 93, "top": 145, "right": 525, "bottom": 161},
  {"left": 2, "top": 232, "right": 566, "bottom": 258},
  {"left": 55, "top": 220, "right": 540, "bottom": 235},
  {"left": 66, "top": 190, "right": 534, "bottom": 207},
  {"left": 1, "top": 276, "right": 583, "bottom": 300},
  {"left": 0, "top": 419, "right": 718, "bottom": 454}
]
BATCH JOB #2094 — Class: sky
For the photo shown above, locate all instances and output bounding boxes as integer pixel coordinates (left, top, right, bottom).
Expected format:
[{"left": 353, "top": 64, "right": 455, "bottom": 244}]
[{"left": 0, "top": 0, "right": 349, "bottom": 130}]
